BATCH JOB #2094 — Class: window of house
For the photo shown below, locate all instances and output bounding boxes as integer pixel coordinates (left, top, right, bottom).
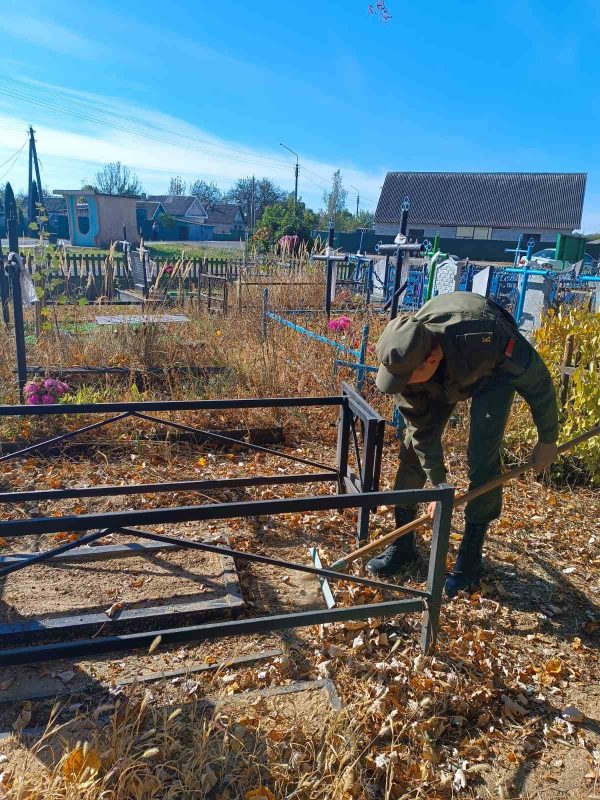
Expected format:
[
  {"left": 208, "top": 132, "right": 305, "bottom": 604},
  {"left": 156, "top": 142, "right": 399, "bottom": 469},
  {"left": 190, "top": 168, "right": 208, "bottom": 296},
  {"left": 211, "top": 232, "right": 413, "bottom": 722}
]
[
  {"left": 456, "top": 226, "right": 475, "bottom": 238},
  {"left": 473, "top": 227, "right": 491, "bottom": 240}
]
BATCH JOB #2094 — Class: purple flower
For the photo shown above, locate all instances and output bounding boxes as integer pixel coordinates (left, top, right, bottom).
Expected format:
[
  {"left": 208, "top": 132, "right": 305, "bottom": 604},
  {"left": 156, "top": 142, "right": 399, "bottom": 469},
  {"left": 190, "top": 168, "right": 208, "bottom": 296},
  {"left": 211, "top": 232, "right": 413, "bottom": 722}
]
[
  {"left": 41, "top": 394, "right": 54, "bottom": 404},
  {"left": 26, "top": 394, "right": 41, "bottom": 405},
  {"left": 24, "top": 382, "right": 38, "bottom": 394},
  {"left": 44, "top": 378, "right": 58, "bottom": 389}
]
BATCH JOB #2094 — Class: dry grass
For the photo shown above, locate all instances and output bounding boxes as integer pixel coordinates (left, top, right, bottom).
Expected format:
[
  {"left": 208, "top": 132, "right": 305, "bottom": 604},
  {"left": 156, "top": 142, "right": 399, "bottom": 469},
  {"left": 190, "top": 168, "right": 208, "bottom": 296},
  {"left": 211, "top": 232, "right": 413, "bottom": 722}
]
[
  {"left": 1, "top": 685, "right": 381, "bottom": 799},
  {"left": 1, "top": 279, "right": 599, "bottom": 799}
]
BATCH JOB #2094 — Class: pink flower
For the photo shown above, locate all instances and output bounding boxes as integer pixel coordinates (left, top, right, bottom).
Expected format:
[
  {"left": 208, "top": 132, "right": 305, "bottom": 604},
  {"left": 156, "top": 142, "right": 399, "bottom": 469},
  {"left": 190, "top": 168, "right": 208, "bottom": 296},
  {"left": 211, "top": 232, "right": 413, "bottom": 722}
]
[
  {"left": 328, "top": 315, "right": 351, "bottom": 333},
  {"left": 24, "top": 382, "right": 38, "bottom": 394},
  {"left": 41, "top": 394, "right": 54, "bottom": 404},
  {"left": 55, "top": 385, "right": 66, "bottom": 396},
  {"left": 44, "top": 378, "right": 57, "bottom": 389},
  {"left": 26, "top": 394, "right": 41, "bottom": 405}
]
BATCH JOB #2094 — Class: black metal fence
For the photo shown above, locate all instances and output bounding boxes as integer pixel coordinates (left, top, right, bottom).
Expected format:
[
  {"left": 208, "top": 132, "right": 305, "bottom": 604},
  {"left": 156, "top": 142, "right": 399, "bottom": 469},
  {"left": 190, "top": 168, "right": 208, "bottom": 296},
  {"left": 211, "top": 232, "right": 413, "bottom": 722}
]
[{"left": 0, "top": 384, "right": 461, "bottom": 666}]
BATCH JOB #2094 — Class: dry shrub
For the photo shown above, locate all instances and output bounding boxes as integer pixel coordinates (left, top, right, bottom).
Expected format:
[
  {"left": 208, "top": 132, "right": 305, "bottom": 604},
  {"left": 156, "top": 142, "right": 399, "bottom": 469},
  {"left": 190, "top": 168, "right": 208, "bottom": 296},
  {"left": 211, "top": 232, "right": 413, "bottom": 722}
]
[{"left": 504, "top": 308, "right": 600, "bottom": 483}]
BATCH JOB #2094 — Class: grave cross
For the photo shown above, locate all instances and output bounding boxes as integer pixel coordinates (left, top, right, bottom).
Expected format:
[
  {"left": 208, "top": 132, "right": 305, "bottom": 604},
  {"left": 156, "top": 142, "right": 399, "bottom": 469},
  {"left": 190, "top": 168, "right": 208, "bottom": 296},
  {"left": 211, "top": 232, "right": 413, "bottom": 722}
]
[
  {"left": 504, "top": 235, "right": 536, "bottom": 268},
  {"left": 311, "top": 222, "right": 348, "bottom": 317},
  {"left": 504, "top": 238, "right": 543, "bottom": 324},
  {"left": 376, "top": 198, "right": 424, "bottom": 319}
]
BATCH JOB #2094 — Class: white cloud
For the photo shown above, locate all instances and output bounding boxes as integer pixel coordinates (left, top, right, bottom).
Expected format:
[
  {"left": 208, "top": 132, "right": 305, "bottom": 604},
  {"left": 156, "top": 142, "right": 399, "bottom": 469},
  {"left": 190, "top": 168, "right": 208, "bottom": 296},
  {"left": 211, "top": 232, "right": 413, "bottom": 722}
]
[
  {"left": 0, "top": 15, "right": 100, "bottom": 58},
  {"left": 0, "top": 81, "right": 385, "bottom": 210}
]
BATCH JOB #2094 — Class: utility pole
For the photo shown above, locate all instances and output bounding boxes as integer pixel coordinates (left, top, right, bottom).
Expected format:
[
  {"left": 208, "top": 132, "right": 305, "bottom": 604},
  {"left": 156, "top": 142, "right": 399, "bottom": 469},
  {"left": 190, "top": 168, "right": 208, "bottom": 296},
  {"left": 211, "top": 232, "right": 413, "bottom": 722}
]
[
  {"left": 27, "top": 129, "right": 33, "bottom": 225},
  {"left": 250, "top": 175, "right": 256, "bottom": 235},
  {"left": 350, "top": 185, "right": 360, "bottom": 217},
  {"left": 280, "top": 143, "right": 299, "bottom": 209},
  {"left": 27, "top": 126, "right": 44, "bottom": 231}
]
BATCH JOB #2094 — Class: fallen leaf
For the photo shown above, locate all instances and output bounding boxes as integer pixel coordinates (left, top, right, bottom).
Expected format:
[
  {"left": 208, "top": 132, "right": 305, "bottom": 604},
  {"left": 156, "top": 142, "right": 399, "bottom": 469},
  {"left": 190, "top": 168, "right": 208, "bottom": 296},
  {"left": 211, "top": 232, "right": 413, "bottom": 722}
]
[
  {"left": 582, "top": 621, "right": 600, "bottom": 634},
  {"left": 148, "top": 635, "right": 162, "bottom": 655},
  {"left": 245, "top": 788, "right": 276, "bottom": 800},
  {"left": 12, "top": 703, "right": 32, "bottom": 732},
  {"left": 561, "top": 706, "right": 584, "bottom": 723},
  {"left": 53, "top": 532, "right": 79, "bottom": 543},
  {"left": 105, "top": 602, "right": 123, "bottom": 618},
  {"left": 545, "top": 658, "right": 563, "bottom": 675},
  {"left": 0, "top": 539, "right": 7, "bottom": 548},
  {"left": 130, "top": 578, "right": 145, "bottom": 588},
  {"left": 453, "top": 767, "right": 467, "bottom": 791},
  {"left": 502, "top": 695, "right": 528, "bottom": 717},
  {"left": 62, "top": 747, "right": 101, "bottom": 783},
  {"left": 58, "top": 670, "right": 75, "bottom": 684},
  {"left": 141, "top": 747, "right": 160, "bottom": 759}
]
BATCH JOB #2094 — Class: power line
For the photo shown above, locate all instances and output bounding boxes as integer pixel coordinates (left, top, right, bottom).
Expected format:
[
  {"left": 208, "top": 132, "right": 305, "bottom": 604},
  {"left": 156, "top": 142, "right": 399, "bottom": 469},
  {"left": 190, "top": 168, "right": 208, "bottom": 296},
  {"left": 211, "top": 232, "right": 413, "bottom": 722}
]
[
  {"left": 301, "top": 164, "right": 331, "bottom": 185},
  {"left": 0, "top": 77, "right": 291, "bottom": 171},
  {"left": 0, "top": 138, "right": 27, "bottom": 170},
  {"left": 0, "top": 140, "right": 26, "bottom": 183},
  {"left": 0, "top": 86, "right": 286, "bottom": 171},
  {"left": 0, "top": 74, "right": 291, "bottom": 165}
]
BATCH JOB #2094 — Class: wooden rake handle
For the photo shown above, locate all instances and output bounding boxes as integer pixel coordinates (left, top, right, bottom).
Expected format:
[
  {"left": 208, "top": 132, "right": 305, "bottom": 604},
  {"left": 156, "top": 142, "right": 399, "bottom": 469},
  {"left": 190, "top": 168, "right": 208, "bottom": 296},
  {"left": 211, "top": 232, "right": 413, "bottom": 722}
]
[{"left": 329, "top": 424, "right": 600, "bottom": 572}]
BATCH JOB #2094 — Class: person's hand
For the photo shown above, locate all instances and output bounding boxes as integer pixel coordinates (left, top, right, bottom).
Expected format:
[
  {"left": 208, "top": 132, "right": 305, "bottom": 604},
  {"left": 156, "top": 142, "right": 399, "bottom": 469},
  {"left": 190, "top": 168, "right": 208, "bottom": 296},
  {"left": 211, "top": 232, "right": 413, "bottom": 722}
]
[
  {"left": 427, "top": 501, "right": 436, "bottom": 519},
  {"left": 532, "top": 440, "right": 559, "bottom": 473}
]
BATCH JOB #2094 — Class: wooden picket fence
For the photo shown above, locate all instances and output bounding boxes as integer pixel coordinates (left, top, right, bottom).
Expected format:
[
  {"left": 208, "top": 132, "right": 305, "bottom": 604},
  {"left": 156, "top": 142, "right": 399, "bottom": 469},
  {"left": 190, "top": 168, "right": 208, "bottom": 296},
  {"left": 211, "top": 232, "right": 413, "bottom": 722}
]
[
  {"left": 19, "top": 252, "right": 242, "bottom": 279},
  {"left": 14, "top": 251, "right": 353, "bottom": 306}
]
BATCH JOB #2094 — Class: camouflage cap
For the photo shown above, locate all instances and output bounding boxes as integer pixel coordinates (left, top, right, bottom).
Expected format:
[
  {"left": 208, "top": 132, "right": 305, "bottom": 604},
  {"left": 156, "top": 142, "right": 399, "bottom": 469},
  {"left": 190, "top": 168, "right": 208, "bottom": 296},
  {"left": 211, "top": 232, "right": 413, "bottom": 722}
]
[{"left": 375, "top": 315, "right": 433, "bottom": 394}]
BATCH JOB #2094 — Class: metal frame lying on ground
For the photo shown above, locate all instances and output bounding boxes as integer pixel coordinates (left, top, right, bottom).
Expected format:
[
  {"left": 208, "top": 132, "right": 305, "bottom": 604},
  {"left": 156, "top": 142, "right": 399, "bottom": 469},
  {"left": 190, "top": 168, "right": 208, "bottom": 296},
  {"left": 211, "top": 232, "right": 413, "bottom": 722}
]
[
  {"left": 0, "top": 486, "right": 454, "bottom": 665},
  {"left": 0, "top": 383, "right": 454, "bottom": 662},
  {"left": 0, "top": 383, "right": 428, "bottom": 657}
]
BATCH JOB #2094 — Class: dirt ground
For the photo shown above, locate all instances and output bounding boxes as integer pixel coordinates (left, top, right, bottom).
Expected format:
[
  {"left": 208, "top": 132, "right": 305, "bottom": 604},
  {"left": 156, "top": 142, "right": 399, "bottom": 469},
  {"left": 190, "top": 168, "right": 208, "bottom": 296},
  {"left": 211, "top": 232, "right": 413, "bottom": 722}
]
[{"left": 0, "top": 414, "right": 599, "bottom": 798}]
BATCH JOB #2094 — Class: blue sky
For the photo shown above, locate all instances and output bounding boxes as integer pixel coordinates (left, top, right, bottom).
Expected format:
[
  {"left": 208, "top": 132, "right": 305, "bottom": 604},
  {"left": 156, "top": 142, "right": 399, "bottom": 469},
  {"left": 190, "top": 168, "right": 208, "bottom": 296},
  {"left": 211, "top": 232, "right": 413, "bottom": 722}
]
[{"left": 0, "top": 0, "right": 598, "bottom": 229}]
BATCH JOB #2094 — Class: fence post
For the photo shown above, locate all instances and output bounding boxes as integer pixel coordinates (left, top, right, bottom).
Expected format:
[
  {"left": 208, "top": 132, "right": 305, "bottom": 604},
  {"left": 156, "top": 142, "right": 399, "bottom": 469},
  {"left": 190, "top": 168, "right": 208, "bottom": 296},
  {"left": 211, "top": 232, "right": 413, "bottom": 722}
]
[
  {"left": 9, "top": 257, "right": 27, "bottom": 400},
  {"left": 237, "top": 269, "right": 243, "bottom": 314},
  {"left": 261, "top": 288, "right": 268, "bottom": 341},
  {"left": 0, "top": 251, "right": 9, "bottom": 328},
  {"left": 223, "top": 280, "right": 229, "bottom": 316},
  {"left": 207, "top": 276, "right": 212, "bottom": 312},
  {"left": 560, "top": 333, "right": 575, "bottom": 410},
  {"left": 355, "top": 325, "right": 369, "bottom": 393}
]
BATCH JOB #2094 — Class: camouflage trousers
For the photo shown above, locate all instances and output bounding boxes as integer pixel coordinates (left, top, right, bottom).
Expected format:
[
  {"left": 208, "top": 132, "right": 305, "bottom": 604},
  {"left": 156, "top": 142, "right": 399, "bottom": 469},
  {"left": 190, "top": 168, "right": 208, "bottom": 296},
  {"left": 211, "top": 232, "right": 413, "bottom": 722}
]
[{"left": 394, "top": 378, "right": 516, "bottom": 525}]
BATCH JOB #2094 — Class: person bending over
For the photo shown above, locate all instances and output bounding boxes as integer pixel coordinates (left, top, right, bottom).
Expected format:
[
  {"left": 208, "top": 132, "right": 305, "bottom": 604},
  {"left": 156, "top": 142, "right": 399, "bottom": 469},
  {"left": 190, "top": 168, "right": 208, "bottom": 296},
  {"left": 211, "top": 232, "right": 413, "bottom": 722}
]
[{"left": 371, "top": 291, "right": 558, "bottom": 598}]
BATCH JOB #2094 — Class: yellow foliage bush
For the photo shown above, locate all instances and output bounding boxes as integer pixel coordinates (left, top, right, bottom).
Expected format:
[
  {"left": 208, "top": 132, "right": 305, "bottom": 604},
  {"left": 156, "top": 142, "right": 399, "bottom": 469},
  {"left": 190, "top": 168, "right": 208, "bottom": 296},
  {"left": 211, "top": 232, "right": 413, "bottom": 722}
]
[{"left": 533, "top": 308, "right": 600, "bottom": 483}]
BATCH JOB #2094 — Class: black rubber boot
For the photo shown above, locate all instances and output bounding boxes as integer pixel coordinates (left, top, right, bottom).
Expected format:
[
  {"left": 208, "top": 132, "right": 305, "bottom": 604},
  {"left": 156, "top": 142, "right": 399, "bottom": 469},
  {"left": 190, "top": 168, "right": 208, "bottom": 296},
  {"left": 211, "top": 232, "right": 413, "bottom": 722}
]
[
  {"left": 445, "top": 522, "right": 488, "bottom": 598},
  {"left": 366, "top": 509, "right": 418, "bottom": 576}
]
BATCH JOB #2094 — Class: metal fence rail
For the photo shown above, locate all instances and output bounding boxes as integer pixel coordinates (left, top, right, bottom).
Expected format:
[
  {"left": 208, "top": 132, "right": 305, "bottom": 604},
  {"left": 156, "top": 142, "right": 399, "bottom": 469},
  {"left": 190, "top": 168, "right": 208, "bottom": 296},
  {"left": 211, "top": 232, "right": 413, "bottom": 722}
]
[
  {"left": 0, "top": 383, "right": 456, "bottom": 664},
  {"left": 0, "top": 486, "right": 454, "bottom": 664}
]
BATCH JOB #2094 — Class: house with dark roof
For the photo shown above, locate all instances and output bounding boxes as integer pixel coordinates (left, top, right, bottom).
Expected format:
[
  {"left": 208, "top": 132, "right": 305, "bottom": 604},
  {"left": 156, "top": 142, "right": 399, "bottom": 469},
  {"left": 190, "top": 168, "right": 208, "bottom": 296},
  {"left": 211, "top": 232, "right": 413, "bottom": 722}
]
[
  {"left": 145, "top": 195, "right": 212, "bottom": 241},
  {"left": 136, "top": 200, "right": 164, "bottom": 239},
  {"left": 204, "top": 203, "right": 245, "bottom": 235},
  {"left": 38, "top": 195, "right": 69, "bottom": 239},
  {"left": 374, "top": 172, "right": 586, "bottom": 244}
]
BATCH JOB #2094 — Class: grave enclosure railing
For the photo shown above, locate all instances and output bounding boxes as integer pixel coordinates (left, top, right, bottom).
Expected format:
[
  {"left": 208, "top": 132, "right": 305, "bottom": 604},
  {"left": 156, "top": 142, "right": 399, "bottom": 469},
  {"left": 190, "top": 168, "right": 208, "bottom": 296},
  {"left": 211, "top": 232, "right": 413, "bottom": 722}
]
[{"left": 0, "top": 385, "right": 455, "bottom": 663}]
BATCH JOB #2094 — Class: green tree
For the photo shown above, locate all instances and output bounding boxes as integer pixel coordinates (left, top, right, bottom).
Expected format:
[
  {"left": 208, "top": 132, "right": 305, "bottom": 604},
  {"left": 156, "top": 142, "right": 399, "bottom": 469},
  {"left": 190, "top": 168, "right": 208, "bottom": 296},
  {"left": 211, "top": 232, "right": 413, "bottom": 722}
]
[
  {"left": 224, "top": 177, "right": 286, "bottom": 225},
  {"left": 190, "top": 179, "right": 222, "bottom": 207},
  {"left": 259, "top": 198, "right": 318, "bottom": 250},
  {"left": 158, "top": 213, "right": 176, "bottom": 231},
  {"left": 354, "top": 209, "right": 375, "bottom": 229},
  {"left": 93, "top": 162, "right": 143, "bottom": 196},
  {"left": 321, "top": 169, "right": 348, "bottom": 227},
  {"left": 168, "top": 176, "right": 186, "bottom": 195}
]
